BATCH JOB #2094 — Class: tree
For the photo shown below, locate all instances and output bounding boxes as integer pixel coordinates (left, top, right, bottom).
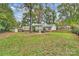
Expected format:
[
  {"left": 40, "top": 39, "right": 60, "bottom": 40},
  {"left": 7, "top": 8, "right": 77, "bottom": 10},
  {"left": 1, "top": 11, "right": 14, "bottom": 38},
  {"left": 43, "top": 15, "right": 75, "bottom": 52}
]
[
  {"left": 23, "top": 3, "right": 34, "bottom": 32},
  {"left": 22, "top": 3, "right": 57, "bottom": 32},
  {"left": 0, "top": 3, "right": 17, "bottom": 31},
  {"left": 34, "top": 3, "right": 44, "bottom": 24},
  {"left": 23, "top": 3, "right": 44, "bottom": 32},
  {"left": 44, "top": 3, "right": 56, "bottom": 24},
  {"left": 57, "top": 3, "right": 79, "bottom": 26}
]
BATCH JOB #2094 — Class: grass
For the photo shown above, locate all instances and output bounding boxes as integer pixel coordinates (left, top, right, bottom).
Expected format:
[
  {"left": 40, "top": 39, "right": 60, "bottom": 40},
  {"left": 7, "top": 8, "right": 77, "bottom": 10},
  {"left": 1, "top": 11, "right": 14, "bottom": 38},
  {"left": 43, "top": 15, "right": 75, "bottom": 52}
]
[{"left": 0, "top": 32, "right": 79, "bottom": 56}]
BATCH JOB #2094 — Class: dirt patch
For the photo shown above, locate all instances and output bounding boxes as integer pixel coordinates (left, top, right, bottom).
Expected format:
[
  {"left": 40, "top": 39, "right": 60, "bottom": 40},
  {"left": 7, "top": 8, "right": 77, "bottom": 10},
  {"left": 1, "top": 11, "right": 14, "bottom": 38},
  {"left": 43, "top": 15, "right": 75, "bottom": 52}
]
[{"left": 0, "top": 32, "right": 15, "bottom": 39}]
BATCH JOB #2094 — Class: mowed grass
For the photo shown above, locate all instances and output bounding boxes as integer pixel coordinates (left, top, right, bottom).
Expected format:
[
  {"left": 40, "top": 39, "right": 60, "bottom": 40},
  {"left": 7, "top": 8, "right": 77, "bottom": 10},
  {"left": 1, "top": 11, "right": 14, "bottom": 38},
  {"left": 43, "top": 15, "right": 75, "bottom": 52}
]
[{"left": 0, "top": 32, "right": 79, "bottom": 56}]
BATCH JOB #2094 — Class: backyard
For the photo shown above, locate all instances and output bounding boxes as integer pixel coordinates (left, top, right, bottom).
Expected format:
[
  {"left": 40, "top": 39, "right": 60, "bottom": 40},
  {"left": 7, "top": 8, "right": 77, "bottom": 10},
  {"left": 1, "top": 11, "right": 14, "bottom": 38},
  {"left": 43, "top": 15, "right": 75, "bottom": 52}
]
[
  {"left": 0, "top": 3, "right": 79, "bottom": 56},
  {"left": 0, "top": 32, "right": 79, "bottom": 56}
]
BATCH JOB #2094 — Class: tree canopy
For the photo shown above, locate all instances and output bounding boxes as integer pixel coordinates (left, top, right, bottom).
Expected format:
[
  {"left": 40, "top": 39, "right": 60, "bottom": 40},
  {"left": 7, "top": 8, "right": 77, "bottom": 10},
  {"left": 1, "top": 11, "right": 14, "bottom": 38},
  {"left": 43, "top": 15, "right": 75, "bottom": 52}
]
[
  {"left": 0, "top": 3, "right": 17, "bottom": 31},
  {"left": 57, "top": 3, "right": 79, "bottom": 26}
]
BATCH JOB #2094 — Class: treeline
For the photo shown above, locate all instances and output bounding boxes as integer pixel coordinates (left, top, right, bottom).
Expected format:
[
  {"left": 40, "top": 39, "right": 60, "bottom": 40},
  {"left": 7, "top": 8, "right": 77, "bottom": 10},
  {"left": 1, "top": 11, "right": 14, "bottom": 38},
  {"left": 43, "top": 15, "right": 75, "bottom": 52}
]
[
  {"left": 58, "top": 3, "right": 79, "bottom": 26},
  {"left": 0, "top": 3, "right": 79, "bottom": 32},
  {"left": 57, "top": 3, "right": 79, "bottom": 35},
  {"left": 21, "top": 3, "right": 56, "bottom": 32},
  {"left": 22, "top": 3, "right": 79, "bottom": 32}
]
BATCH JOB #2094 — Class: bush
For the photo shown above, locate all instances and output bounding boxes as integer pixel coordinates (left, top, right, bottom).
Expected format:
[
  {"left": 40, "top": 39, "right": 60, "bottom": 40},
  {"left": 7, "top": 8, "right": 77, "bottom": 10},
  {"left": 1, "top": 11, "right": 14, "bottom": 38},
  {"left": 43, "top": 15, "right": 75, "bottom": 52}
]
[{"left": 71, "top": 27, "right": 79, "bottom": 35}]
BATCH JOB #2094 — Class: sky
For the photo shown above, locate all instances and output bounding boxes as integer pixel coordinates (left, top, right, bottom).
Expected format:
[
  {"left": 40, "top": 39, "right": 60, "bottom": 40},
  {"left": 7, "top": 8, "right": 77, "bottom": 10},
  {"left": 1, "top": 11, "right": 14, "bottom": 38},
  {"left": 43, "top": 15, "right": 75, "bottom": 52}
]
[
  {"left": 9, "top": 3, "right": 60, "bottom": 22},
  {"left": 9, "top": 3, "right": 24, "bottom": 22}
]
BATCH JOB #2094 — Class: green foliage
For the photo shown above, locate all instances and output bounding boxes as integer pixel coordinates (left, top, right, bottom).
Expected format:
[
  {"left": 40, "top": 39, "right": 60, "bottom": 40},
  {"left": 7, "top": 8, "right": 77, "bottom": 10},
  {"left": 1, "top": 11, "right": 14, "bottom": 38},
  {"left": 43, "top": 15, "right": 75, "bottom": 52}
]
[
  {"left": 64, "top": 18, "right": 78, "bottom": 26},
  {"left": 22, "top": 3, "right": 57, "bottom": 25},
  {"left": 57, "top": 3, "right": 79, "bottom": 27},
  {"left": 71, "top": 25, "right": 79, "bottom": 35},
  {"left": 44, "top": 4, "right": 56, "bottom": 24},
  {"left": 0, "top": 3, "right": 17, "bottom": 32},
  {"left": 71, "top": 28, "right": 79, "bottom": 34}
]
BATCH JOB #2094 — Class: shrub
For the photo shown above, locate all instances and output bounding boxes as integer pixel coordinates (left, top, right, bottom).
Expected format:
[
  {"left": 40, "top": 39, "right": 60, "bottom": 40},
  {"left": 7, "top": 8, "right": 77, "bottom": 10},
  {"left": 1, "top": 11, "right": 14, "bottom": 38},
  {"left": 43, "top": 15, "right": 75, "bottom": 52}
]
[{"left": 71, "top": 27, "right": 79, "bottom": 35}]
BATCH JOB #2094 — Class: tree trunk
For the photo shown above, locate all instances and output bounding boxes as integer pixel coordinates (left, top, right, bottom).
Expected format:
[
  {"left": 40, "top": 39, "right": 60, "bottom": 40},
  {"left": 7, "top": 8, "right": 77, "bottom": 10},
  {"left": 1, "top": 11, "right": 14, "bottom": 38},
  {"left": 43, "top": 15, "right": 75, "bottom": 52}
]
[{"left": 29, "top": 4, "right": 32, "bottom": 32}]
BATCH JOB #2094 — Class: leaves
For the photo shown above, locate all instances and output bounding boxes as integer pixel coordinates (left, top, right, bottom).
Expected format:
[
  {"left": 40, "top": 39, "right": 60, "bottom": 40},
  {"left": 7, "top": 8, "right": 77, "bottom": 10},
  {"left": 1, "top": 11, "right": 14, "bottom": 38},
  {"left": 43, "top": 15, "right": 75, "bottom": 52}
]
[
  {"left": 57, "top": 3, "right": 79, "bottom": 26},
  {"left": 0, "top": 3, "right": 17, "bottom": 31}
]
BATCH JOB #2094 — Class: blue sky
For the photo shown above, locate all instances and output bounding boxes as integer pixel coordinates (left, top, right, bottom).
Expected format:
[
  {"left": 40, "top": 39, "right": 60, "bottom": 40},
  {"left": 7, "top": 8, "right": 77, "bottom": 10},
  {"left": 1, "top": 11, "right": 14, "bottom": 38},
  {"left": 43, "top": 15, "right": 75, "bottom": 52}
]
[
  {"left": 9, "top": 3, "right": 60, "bottom": 21},
  {"left": 9, "top": 3, "right": 24, "bottom": 22}
]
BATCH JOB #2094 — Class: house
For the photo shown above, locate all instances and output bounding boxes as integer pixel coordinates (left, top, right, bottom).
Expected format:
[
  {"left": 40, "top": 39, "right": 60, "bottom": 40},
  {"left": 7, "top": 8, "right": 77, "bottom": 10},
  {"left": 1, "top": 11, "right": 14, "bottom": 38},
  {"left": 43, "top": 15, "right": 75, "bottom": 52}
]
[
  {"left": 17, "top": 23, "right": 57, "bottom": 32},
  {"left": 32, "top": 23, "right": 57, "bottom": 32}
]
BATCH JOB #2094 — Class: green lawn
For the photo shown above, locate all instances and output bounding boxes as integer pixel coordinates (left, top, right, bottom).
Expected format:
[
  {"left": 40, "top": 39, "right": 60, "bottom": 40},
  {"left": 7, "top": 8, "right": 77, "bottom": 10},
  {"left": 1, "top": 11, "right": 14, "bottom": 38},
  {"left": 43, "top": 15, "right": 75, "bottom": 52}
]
[{"left": 0, "top": 32, "right": 79, "bottom": 56}]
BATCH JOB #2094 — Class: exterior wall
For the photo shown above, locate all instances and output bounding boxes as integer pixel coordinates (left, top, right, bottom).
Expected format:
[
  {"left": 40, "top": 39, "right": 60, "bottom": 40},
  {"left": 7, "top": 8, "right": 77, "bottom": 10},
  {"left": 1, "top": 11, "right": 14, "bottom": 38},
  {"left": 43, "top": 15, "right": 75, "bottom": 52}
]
[
  {"left": 14, "top": 28, "right": 18, "bottom": 32},
  {"left": 51, "top": 24, "right": 56, "bottom": 30},
  {"left": 34, "top": 24, "right": 57, "bottom": 32}
]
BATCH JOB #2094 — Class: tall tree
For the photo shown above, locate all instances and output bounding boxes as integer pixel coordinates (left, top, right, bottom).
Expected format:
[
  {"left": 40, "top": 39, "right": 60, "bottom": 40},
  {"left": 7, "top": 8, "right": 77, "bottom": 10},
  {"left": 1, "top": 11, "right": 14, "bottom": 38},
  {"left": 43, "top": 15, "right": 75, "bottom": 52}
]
[
  {"left": 0, "top": 3, "right": 17, "bottom": 31},
  {"left": 23, "top": 3, "right": 44, "bottom": 32},
  {"left": 57, "top": 3, "right": 79, "bottom": 26},
  {"left": 23, "top": 3, "right": 34, "bottom": 32},
  {"left": 44, "top": 4, "right": 56, "bottom": 24}
]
